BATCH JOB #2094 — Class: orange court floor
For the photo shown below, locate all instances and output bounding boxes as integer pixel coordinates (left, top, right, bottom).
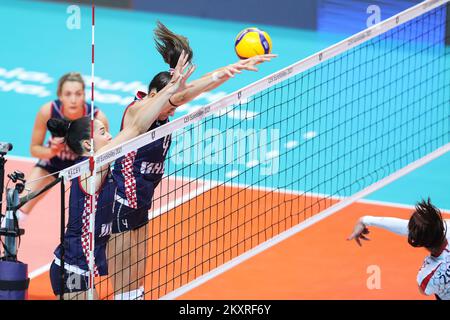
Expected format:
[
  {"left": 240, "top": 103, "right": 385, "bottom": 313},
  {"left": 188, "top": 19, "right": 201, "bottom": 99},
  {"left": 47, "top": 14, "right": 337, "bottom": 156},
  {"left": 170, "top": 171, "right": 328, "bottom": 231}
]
[{"left": 4, "top": 158, "right": 435, "bottom": 300}]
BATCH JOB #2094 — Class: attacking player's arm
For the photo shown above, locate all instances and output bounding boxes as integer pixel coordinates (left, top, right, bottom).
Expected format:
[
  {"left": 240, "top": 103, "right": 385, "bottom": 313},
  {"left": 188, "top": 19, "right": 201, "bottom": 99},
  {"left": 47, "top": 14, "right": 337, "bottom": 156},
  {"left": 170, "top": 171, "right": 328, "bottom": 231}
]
[
  {"left": 347, "top": 216, "right": 409, "bottom": 246},
  {"left": 30, "top": 102, "right": 64, "bottom": 159},
  {"left": 170, "top": 54, "right": 277, "bottom": 106}
]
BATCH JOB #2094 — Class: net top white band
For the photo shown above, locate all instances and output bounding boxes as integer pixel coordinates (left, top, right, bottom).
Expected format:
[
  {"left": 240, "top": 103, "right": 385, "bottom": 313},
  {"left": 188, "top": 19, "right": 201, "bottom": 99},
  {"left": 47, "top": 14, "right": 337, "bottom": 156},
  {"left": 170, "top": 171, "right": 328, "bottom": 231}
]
[{"left": 59, "top": 0, "right": 449, "bottom": 181}]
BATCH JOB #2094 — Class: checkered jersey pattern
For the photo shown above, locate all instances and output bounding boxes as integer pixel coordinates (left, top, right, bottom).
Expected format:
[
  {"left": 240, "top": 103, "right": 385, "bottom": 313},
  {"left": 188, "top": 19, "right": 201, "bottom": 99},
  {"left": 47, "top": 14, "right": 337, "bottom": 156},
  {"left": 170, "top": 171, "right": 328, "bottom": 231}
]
[
  {"left": 81, "top": 194, "right": 100, "bottom": 277},
  {"left": 121, "top": 151, "right": 138, "bottom": 209}
]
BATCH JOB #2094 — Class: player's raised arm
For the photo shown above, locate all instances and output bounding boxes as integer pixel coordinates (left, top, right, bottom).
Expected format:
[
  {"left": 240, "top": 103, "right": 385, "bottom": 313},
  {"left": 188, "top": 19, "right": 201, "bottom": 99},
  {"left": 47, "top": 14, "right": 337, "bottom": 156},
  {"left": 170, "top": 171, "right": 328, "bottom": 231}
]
[
  {"left": 95, "top": 51, "right": 193, "bottom": 157},
  {"left": 347, "top": 216, "right": 409, "bottom": 246},
  {"left": 170, "top": 54, "right": 277, "bottom": 106}
]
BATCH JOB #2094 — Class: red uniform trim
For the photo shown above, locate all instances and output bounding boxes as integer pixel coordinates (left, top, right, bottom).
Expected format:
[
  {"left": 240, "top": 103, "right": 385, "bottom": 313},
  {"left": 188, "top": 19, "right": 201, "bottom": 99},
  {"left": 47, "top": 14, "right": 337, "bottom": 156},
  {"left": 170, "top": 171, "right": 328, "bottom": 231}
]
[
  {"left": 120, "top": 91, "right": 147, "bottom": 130},
  {"left": 420, "top": 263, "right": 442, "bottom": 293}
]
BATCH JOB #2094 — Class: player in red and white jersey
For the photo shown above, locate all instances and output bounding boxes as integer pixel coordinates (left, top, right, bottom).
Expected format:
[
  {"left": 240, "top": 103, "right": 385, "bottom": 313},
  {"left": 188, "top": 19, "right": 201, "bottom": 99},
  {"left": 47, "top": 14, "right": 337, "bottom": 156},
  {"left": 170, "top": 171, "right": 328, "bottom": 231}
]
[{"left": 348, "top": 198, "right": 450, "bottom": 300}]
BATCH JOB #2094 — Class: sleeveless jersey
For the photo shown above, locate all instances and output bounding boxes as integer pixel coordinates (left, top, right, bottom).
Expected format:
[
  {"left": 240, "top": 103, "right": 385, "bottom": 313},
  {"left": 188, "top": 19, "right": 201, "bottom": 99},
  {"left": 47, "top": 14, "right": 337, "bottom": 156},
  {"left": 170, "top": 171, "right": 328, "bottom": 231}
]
[
  {"left": 112, "top": 91, "right": 172, "bottom": 211},
  {"left": 54, "top": 157, "right": 115, "bottom": 276}
]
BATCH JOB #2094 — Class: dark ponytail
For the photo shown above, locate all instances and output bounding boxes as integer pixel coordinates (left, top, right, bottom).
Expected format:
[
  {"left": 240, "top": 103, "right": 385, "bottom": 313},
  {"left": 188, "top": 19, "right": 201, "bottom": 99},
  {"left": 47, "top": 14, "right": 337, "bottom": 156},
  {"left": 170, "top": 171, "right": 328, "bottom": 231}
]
[
  {"left": 154, "top": 21, "right": 193, "bottom": 69},
  {"left": 47, "top": 117, "right": 91, "bottom": 155},
  {"left": 408, "top": 198, "right": 447, "bottom": 250}
]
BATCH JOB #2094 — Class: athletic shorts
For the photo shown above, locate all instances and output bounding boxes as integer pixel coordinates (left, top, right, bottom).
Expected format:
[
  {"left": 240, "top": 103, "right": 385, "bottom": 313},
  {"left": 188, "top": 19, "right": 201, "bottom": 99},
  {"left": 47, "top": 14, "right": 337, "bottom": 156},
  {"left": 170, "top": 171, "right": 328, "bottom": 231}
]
[
  {"left": 111, "top": 200, "right": 149, "bottom": 234},
  {"left": 49, "top": 261, "right": 89, "bottom": 296}
]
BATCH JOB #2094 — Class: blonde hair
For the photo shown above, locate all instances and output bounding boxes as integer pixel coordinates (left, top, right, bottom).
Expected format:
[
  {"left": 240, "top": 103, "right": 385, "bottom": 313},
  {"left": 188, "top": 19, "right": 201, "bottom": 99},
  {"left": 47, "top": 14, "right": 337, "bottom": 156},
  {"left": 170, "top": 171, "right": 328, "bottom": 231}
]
[{"left": 57, "top": 72, "right": 85, "bottom": 96}]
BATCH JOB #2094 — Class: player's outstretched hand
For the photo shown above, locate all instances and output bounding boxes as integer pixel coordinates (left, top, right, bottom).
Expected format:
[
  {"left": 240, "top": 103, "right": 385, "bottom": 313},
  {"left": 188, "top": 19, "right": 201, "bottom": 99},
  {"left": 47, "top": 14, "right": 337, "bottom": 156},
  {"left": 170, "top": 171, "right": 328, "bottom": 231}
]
[
  {"left": 220, "top": 54, "right": 277, "bottom": 78},
  {"left": 347, "top": 219, "right": 371, "bottom": 247},
  {"left": 241, "top": 53, "right": 278, "bottom": 70},
  {"left": 167, "top": 50, "right": 196, "bottom": 94}
]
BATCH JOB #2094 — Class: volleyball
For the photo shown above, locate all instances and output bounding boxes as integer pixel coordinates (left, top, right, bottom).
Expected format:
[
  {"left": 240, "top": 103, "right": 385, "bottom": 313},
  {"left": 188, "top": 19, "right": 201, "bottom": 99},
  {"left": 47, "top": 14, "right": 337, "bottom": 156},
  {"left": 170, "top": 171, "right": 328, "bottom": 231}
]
[{"left": 235, "top": 27, "right": 272, "bottom": 59}]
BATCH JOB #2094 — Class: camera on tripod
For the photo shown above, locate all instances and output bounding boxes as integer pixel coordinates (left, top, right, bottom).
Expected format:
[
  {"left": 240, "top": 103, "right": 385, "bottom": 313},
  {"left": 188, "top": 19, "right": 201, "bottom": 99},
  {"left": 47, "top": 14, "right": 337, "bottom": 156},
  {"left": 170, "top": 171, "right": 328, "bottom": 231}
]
[
  {"left": 0, "top": 142, "right": 29, "bottom": 300},
  {"left": 0, "top": 170, "right": 26, "bottom": 244}
]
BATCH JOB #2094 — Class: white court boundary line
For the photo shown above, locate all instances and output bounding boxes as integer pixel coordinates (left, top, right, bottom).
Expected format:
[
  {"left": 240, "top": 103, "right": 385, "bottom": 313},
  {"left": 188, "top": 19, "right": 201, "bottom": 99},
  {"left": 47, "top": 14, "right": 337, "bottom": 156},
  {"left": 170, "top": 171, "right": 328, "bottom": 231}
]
[
  {"left": 59, "top": 0, "right": 449, "bottom": 180},
  {"left": 159, "top": 143, "right": 450, "bottom": 300},
  {"left": 29, "top": 263, "right": 52, "bottom": 280}
]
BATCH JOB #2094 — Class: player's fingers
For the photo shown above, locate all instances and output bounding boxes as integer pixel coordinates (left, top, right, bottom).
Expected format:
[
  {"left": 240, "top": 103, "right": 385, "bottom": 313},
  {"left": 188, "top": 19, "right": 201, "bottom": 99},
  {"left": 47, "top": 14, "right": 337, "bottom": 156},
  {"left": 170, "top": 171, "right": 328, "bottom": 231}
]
[
  {"left": 185, "top": 64, "right": 196, "bottom": 79},
  {"left": 182, "top": 66, "right": 195, "bottom": 84},
  {"left": 347, "top": 232, "right": 357, "bottom": 241},
  {"left": 175, "top": 50, "right": 186, "bottom": 71},
  {"left": 259, "top": 57, "right": 273, "bottom": 62},
  {"left": 229, "top": 66, "right": 242, "bottom": 74},
  {"left": 242, "top": 65, "right": 258, "bottom": 71},
  {"left": 182, "top": 50, "right": 190, "bottom": 66},
  {"left": 170, "top": 71, "right": 181, "bottom": 84},
  {"left": 224, "top": 68, "right": 234, "bottom": 77},
  {"left": 360, "top": 235, "right": 370, "bottom": 241},
  {"left": 182, "top": 61, "right": 192, "bottom": 74}
]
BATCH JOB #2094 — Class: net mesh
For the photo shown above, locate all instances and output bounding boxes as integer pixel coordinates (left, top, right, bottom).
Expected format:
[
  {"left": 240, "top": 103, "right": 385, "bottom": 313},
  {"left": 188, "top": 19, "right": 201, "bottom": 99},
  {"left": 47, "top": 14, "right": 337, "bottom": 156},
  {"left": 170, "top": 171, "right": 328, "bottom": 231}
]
[{"left": 59, "top": 1, "right": 449, "bottom": 300}]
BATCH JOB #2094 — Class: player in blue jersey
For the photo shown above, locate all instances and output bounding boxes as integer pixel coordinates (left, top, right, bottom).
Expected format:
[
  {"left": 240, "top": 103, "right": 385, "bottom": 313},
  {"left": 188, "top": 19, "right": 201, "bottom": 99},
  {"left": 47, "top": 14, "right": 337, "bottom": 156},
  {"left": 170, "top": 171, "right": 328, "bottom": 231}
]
[
  {"left": 46, "top": 53, "right": 194, "bottom": 299},
  {"left": 19, "top": 72, "right": 109, "bottom": 221},
  {"left": 108, "top": 21, "right": 276, "bottom": 300}
]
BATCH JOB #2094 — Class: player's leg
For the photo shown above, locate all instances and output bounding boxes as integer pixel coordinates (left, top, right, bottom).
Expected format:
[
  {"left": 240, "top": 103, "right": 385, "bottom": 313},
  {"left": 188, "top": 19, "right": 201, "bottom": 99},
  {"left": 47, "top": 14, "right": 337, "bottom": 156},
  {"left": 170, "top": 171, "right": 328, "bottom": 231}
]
[
  {"left": 113, "top": 226, "right": 146, "bottom": 300},
  {"left": 129, "top": 224, "right": 147, "bottom": 296},
  {"left": 109, "top": 203, "right": 148, "bottom": 299},
  {"left": 108, "top": 230, "right": 134, "bottom": 299}
]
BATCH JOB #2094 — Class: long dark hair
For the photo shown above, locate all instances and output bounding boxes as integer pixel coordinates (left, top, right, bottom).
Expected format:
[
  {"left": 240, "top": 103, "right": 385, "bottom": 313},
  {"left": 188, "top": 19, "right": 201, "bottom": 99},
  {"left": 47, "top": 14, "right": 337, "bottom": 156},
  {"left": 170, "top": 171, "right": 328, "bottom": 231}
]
[
  {"left": 148, "top": 71, "right": 171, "bottom": 93},
  {"left": 408, "top": 198, "right": 447, "bottom": 250},
  {"left": 47, "top": 117, "right": 91, "bottom": 155},
  {"left": 154, "top": 21, "right": 193, "bottom": 69}
]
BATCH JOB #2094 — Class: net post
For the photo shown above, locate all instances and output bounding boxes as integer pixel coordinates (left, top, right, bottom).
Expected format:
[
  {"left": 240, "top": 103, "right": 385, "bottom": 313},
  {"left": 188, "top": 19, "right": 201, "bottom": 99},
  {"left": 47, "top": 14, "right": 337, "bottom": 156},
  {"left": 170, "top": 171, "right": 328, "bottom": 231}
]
[
  {"left": 87, "top": 160, "right": 97, "bottom": 301},
  {"left": 87, "top": 0, "right": 96, "bottom": 301},
  {"left": 59, "top": 177, "right": 65, "bottom": 300}
]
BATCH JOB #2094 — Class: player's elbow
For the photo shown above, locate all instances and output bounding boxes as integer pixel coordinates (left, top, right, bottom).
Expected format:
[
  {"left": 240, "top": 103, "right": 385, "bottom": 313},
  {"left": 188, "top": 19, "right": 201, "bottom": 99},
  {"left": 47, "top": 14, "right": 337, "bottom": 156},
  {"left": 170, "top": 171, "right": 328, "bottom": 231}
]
[{"left": 30, "top": 144, "right": 39, "bottom": 158}]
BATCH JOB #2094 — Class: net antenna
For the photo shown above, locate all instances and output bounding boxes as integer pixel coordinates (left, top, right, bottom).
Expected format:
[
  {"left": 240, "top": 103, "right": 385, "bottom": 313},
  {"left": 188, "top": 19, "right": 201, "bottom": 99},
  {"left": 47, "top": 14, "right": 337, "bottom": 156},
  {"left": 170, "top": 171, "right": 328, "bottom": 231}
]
[{"left": 87, "top": 0, "right": 96, "bottom": 300}]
